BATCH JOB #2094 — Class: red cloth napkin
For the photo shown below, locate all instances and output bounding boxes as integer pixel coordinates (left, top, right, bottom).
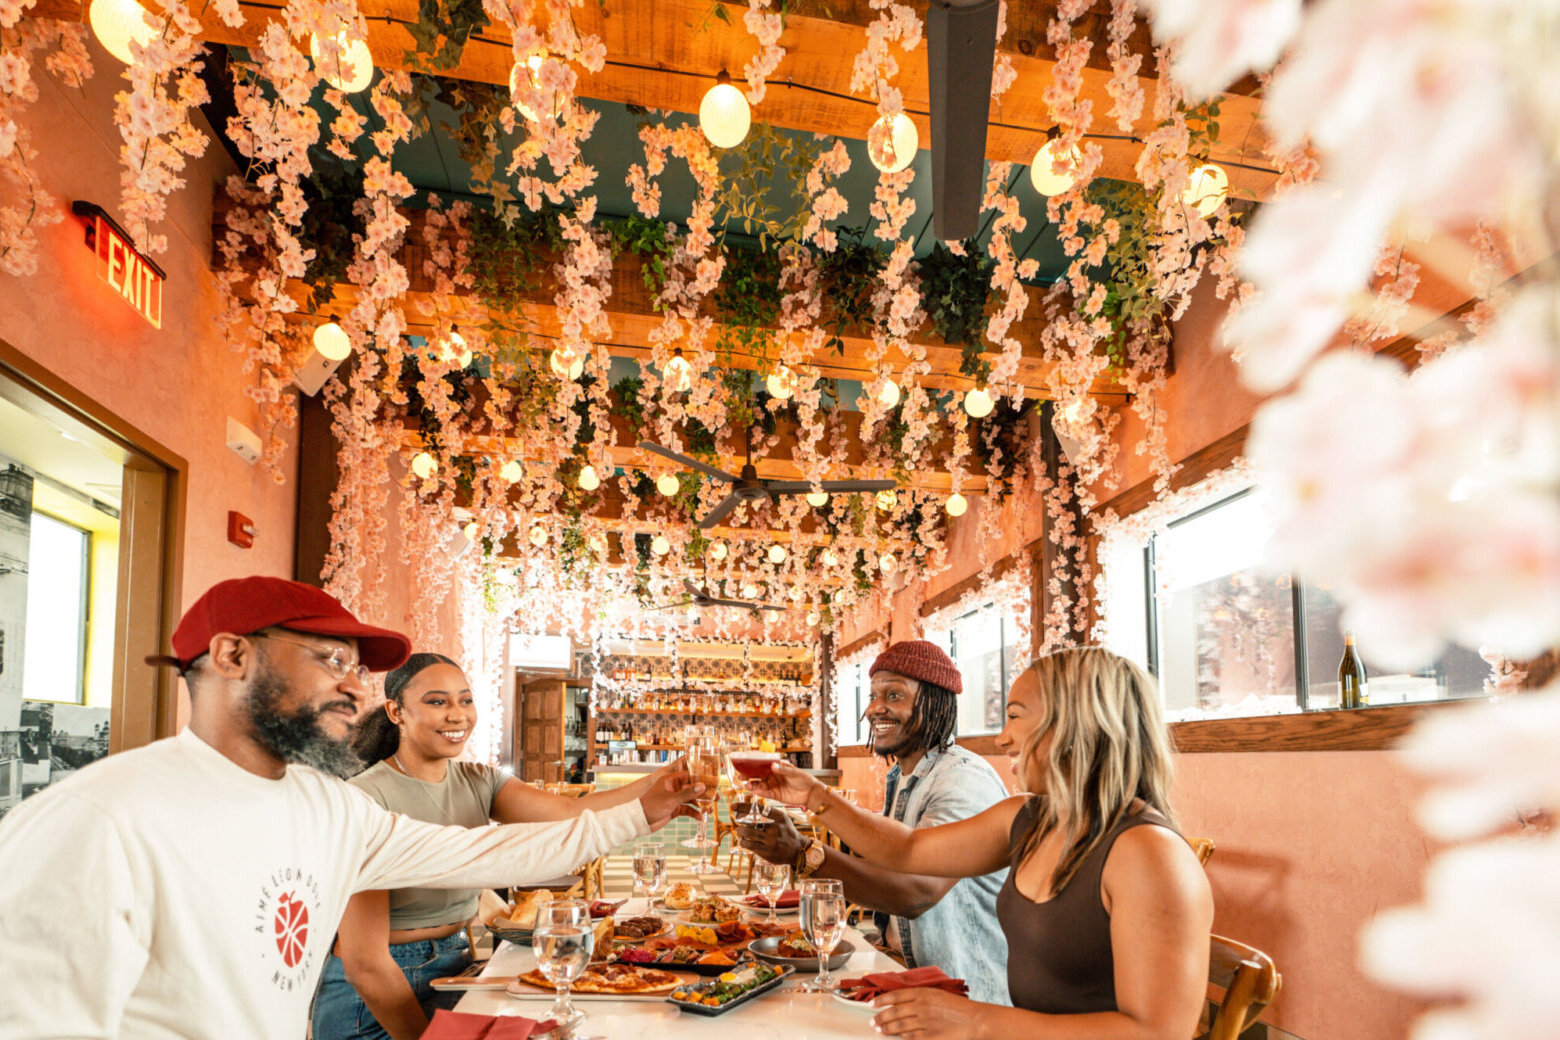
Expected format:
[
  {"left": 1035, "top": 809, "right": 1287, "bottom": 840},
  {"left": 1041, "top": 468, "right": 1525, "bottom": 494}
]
[
  {"left": 423, "top": 1009, "right": 558, "bottom": 1039},
  {"left": 837, "top": 966, "right": 969, "bottom": 1002},
  {"left": 742, "top": 889, "right": 800, "bottom": 908}
]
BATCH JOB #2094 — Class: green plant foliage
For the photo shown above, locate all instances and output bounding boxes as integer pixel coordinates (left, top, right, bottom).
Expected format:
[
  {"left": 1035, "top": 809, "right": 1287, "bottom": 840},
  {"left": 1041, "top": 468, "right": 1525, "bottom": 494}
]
[
  {"left": 713, "top": 245, "right": 783, "bottom": 361},
  {"left": 295, "top": 163, "right": 368, "bottom": 312},
  {"left": 1084, "top": 180, "right": 1159, "bottom": 366},
  {"left": 610, "top": 375, "right": 647, "bottom": 440},
  {"left": 711, "top": 124, "right": 823, "bottom": 249},
  {"left": 407, "top": 75, "right": 516, "bottom": 211},
  {"left": 917, "top": 240, "right": 995, "bottom": 379},
  {"left": 606, "top": 215, "right": 674, "bottom": 300},
  {"left": 403, "top": 0, "right": 489, "bottom": 72},
  {"left": 814, "top": 226, "right": 885, "bottom": 354}
]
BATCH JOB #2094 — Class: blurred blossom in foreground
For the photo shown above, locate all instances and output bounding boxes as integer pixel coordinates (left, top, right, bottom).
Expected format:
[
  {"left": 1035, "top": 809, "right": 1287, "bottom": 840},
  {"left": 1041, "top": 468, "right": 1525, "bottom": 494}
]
[
  {"left": 1248, "top": 289, "right": 1560, "bottom": 670},
  {"left": 1360, "top": 684, "right": 1560, "bottom": 1040}
]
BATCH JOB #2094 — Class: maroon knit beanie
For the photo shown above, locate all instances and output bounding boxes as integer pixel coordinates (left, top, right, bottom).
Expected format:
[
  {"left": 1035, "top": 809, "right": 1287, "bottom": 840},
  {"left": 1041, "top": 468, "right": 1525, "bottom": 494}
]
[{"left": 869, "top": 640, "right": 963, "bottom": 694}]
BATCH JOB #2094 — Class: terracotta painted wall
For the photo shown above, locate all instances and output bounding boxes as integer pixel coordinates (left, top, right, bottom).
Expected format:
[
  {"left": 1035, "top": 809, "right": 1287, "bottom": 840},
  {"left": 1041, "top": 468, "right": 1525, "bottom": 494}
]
[{"left": 0, "top": 46, "right": 301, "bottom": 729}]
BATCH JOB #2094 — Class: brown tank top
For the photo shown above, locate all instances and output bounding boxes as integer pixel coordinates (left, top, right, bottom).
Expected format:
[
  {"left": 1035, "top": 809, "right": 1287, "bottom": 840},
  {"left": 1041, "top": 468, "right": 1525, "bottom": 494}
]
[{"left": 996, "top": 797, "right": 1175, "bottom": 1014}]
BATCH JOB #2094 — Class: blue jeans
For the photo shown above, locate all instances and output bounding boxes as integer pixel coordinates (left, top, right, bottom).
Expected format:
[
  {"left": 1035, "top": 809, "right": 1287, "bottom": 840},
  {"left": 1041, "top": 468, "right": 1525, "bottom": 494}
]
[{"left": 311, "top": 933, "right": 471, "bottom": 1040}]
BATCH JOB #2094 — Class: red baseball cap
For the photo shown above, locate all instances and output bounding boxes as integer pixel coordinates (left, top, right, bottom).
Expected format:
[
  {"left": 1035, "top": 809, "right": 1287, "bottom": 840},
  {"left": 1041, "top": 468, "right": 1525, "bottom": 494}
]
[{"left": 161, "top": 576, "right": 411, "bottom": 673}]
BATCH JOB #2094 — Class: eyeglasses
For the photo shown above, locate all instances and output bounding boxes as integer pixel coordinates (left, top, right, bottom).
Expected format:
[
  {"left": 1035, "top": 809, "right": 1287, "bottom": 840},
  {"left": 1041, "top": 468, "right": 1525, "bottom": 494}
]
[{"left": 252, "top": 632, "right": 369, "bottom": 685}]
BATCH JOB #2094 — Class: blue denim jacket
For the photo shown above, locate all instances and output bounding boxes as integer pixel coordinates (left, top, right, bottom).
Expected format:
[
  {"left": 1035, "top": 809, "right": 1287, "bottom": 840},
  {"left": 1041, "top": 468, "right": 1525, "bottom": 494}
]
[{"left": 874, "top": 744, "right": 1012, "bottom": 1006}]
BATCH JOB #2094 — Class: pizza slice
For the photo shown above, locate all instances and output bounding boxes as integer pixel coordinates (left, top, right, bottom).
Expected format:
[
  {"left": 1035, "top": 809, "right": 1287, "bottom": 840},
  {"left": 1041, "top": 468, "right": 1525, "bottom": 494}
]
[{"left": 515, "top": 963, "right": 685, "bottom": 995}]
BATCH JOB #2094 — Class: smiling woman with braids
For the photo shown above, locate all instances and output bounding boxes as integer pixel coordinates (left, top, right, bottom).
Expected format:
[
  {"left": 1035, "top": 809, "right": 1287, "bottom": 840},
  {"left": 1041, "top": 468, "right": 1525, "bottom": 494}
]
[
  {"left": 311, "top": 653, "right": 688, "bottom": 1040},
  {"left": 749, "top": 647, "right": 1214, "bottom": 1040}
]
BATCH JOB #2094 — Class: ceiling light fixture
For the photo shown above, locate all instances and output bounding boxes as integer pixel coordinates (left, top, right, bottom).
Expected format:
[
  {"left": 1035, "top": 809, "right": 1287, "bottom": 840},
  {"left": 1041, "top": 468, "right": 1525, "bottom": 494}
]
[
  {"left": 313, "top": 321, "right": 351, "bottom": 362},
  {"left": 410, "top": 451, "right": 438, "bottom": 479},
  {"left": 709, "top": 541, "right": 728, "bottom": 561},
  {"left": 699, "top": 70, "right": 750, "bottom": 149},
  {"left": 528, "top": 525, "right": 548, "bottom": 547},
  {"left": 805, "top": 490, "right": 829, "bottom": 508},
  {"left": 89, "top": 0, "right": 159, "bottom": 65},
  {"left": 309, "top": 29, "right": 374, "bottom": 93},
  {"left": 651, "top": 534, "right": 671, "bottom": 556},
  {"left": 868, "top": 112, "right": 918, "bottom": 174},
  {"left": 578, "top": 465, "right": 600, "bottom": 491},
  {"left": 656, "top": 472, "right": 680, "bottom": 497},
  {"left": 549, "top": 347, "right": 584, "bottom": 380},
  {"left": 963, "top": 387, "right": 995, "bottom": 419},
  {"left": 765, "top": 364, "right": 796, "bottom": 400},
  {"left": 1182, "top": 163, "right": 1229, "bottom": 217},
  {"left": 1029, "top": 132, "right": 1081, "bottom": 197},
  {"left": 876, "top": 489, "right": 897, "bottom": 511},
  {"left": 663, "top": 347, "right": 693, "bottom": 393},
  {"left": 500, "top": 459, "right": 524, "bottom": 483},
  {"left": 768, "top": 544, "right": 787, "bottom": 564},
  {"left": 945, "top": 492, "right": 968, "bottom": 517},
  {"left": 878, "top": 377, "right": 901, "bottom": 409},
  {"left": 878, "top": 552, "right": 897, "bottom": 574}
]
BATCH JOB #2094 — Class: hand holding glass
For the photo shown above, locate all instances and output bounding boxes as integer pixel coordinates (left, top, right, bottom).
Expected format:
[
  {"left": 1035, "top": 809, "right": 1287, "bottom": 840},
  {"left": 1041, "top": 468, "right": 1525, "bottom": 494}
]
[
  {"left": 533, "top": 898, "right": 593, "bottom": 1026},
  {"left": 799, "top": 879, "right": 846, "bottom": 992},
  {"left": 727, "top": 751, "right": 780, "bottom": 824}
]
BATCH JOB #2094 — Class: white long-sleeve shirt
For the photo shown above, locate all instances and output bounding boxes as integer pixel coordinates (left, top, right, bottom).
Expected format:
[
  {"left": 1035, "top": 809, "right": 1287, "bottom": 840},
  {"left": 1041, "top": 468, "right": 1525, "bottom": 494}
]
[{"left": 0, "top": 728, "right": 648, "bottom": 1038}]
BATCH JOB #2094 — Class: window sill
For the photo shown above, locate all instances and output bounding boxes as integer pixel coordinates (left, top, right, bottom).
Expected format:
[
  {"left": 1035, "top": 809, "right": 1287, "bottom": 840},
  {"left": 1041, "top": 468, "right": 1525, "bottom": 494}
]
[{"left": 838, "top": 701, "right": 1479, "bottom": 756}]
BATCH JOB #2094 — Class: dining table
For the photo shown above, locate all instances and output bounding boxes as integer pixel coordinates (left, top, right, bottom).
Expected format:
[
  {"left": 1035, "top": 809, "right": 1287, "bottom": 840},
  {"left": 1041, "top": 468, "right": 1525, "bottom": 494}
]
[{"left": 453, "top": 920, "right": 903, "bottom": 1039}]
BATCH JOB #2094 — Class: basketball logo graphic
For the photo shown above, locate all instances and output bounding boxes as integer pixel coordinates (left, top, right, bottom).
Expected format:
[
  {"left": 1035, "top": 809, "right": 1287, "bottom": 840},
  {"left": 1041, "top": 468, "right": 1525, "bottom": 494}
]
[{"left": 273, "top": 891, "right": 310, "bottom": 968}]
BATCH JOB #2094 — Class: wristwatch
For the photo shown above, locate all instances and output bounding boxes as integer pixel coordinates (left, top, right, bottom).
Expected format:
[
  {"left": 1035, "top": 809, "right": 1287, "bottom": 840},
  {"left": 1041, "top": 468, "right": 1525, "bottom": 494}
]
[{"left": 795, "top": 838, "right": 827, "bottom": 879}]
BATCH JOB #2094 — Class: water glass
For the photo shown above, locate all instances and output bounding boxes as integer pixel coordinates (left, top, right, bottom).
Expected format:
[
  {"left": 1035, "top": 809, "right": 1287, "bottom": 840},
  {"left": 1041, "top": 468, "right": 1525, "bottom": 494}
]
[
  {"left": 533, "top": 898, "right": 593, "bottom": 1026},
  {"left": 799, "top": 878, "right": 846, "bottom": 992},
  {"left": 754, "top": 860, "right": 790, "bottom": 925},
  {"left": 632, "top": 840, "right": 666, "bottom": 913}
]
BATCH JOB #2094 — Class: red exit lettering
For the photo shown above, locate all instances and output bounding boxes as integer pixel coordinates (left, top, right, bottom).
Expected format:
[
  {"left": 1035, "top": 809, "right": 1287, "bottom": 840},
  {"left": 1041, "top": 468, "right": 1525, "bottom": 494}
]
[{"left": 92, "top": 216, "right": 163, "bottom": 328}]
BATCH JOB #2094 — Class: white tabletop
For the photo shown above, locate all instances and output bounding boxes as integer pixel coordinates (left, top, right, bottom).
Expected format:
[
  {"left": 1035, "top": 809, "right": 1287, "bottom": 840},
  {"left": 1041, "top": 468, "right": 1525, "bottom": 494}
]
[{"left": 455, "top": 922, "right": 896, "bottom": 1038}]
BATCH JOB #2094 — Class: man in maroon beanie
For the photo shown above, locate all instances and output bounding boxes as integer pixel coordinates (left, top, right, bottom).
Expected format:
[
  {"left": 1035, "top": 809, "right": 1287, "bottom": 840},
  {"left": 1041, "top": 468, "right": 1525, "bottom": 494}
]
[
  {"left": 0, "top": 576, "right": 698, "bottom": 1039},
  {"left": 737, "top": 639, "right": 1012, "bottom": 1004}
]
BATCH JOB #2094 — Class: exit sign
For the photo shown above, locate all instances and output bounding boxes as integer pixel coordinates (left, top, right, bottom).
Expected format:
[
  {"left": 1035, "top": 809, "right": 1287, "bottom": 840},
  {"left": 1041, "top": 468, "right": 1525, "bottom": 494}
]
[{"left": 72, "top": 201, "right": 165, "bottom": 328}]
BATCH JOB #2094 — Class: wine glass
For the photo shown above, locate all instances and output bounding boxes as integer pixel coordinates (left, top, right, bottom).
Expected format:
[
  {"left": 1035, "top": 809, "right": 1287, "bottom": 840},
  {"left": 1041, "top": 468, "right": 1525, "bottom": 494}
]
[
  {"left": 798, "top": 878, "right": 846, "bottom": 993},
  {"left": 679, "top": 726, "right": 717, "bottom": 861},
  {"left": 754, "top": 860, "right": 790, "bottom": 926},
  {"left": 632, "top": 840, "right": 666, "bottom": 914},
  {"left": 533, "top": 898, "right": 593, "bottom": 1027},
  {"left": 727, "top": 749, "right": 781, "bottom": 824},
  {"left": 685, "top": 730, "right": 723, "bottom": 876}
]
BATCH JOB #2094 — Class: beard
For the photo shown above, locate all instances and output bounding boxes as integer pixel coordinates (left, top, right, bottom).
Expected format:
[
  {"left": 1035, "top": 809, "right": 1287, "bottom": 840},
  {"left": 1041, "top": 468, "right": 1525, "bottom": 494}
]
[
  {"left": 243, "top": 666, "right": 364, "bottom": 779},
  {"left": 869, "top": 717, "right": 917, "bottom": 760}
]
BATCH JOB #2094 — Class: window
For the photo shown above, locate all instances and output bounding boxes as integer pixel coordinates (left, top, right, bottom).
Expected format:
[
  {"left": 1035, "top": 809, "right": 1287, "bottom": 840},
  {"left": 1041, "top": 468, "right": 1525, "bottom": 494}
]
[
  {"left": 22, "top": 512, "right": 90, "bottom": 704},
  {"left": 1102, "top": 484, "right": 1491, "bottom": 718},
  {"left": 833, "top": 659, "right": 870, "bottom": 747},
  {"left": 926, "top": 600, "right": 1019, "bottom": 736}
]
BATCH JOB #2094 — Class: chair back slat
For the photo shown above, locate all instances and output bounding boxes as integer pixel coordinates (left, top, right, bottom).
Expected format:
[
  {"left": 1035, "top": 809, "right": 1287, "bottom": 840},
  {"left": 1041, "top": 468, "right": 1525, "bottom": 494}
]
[{"left": 1202, "top": 935, "right": 1280, "bottom": 1040}]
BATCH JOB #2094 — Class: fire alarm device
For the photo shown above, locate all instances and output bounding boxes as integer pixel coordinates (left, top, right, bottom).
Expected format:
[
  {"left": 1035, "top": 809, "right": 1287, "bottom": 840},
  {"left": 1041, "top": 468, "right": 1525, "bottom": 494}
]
[{"left": 227, "top": 511, "right": 256, "bottom": 549}]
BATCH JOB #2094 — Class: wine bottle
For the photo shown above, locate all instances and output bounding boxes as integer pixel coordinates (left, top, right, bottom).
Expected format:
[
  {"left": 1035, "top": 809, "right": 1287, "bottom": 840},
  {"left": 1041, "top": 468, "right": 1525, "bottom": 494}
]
[{"left": 1338, "top": 633, "right": 1369, "bottom": 709}]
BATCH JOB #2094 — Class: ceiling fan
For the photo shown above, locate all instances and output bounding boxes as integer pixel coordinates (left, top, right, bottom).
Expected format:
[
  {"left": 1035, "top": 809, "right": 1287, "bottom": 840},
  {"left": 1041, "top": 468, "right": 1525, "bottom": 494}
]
[
  {"left": 639, "top": 428, "right": 896, "bottom": 529},
  {"left": 651, "top": 579, "right": 787, "bottom": 613},
  {"left": 926, "top": 0, "right": 1002, "bottom": 241}
]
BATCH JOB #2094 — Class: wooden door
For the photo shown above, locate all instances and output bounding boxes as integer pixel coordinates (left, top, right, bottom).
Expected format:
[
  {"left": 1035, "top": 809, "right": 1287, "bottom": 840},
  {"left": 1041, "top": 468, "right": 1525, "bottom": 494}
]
[{"left": 518, "top": 679, "right": 564, "bottom": 782}]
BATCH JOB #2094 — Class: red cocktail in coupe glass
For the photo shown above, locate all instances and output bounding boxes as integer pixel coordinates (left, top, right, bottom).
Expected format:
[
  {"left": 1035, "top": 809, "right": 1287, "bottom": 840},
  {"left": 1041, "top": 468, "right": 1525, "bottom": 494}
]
[{"left": 727, "top": 751, "right": 781, "bottom": 824}]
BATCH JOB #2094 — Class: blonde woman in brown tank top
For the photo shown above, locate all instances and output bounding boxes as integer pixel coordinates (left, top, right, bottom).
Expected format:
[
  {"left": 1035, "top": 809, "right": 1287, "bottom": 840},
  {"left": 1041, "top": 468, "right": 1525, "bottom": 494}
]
[{"left": 749, "top": 647, "right": 1212, "bottom": 1040}]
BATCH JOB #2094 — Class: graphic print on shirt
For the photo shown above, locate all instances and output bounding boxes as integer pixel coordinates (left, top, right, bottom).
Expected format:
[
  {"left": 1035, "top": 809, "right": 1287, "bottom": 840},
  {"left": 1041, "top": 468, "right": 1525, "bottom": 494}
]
[{"left": 254, "top": 866, "right": 322, "bottom": 992}]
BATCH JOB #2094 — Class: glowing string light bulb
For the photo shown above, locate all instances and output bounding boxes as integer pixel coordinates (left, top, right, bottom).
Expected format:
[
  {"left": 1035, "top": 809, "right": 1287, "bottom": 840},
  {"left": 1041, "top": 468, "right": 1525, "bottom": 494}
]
[
  {"left": 868, "top": 112, "right": 918, "bottom": 174},
  {"left": 945, "top": 492, "right": 968, "bottom": 517},
  {"left": 877, "top": 377, "right": 901, "bottom": 409},
  {"left": 528, "top": 525, "right": 548, "bottom": 547},
  {"left": 710, "top": 541, "right": 728, "bottom": 561},
  {"left": 89, "top": 0, "right": 159, "bottom": 66},
  {"left": 805, "top": 490, "right": 829, "bottom": 508},
  {"left": 698, "top": 70, "right": 750, "bottom": 149},
  {"left": 768, "top": 544, "right": 787, "bottom": 564},
  {"left": 765, "top": 365, "right": 796, "bottom": 400},
  {"left": 309, "top": 29, "right": 374, "bottom": 93},
  {"left": 1181, "top": 163, "right": 1229, "bottom": 217},
  {"left": 500, "top": 459, "right": 524, "bottom": 483},
  {"left": 651, "top": 534, "right": 671, "bottom": 556},
  {"left": 549, "top": 348, "right": 584, "bottom": 381},
  {"left": 410, "top": 451, "right": 438, "bottom": 479},
  {"left": 656, "top": 473, "right": 680, "bottom": 497},
  {"left": 578, "top": 465, "right": 601, "bottom": 491},
  {"left": 313, "top": 321, "right": 351, "bottom": 362},
  {"left": 1029, "top": 136, "right": 1081, "bottom": 196},
  {"left": 963, "top": 387, "right": 995, "bottom": 419},
  {"left": 878, "top": 552, "right": 897, "bottom": 574},
  {"left": 663, "top": 348, "right": 693, "bottom": 393}
]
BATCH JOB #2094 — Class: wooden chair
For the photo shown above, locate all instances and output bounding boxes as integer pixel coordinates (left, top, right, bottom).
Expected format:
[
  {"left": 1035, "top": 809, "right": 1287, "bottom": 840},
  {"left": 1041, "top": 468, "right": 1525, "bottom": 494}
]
[
  {"left": 1188, "top": 837, "right": 1216, "bottom": 866},
  {"left": 1199, "top": 935, "right": 1280, "bottom": 1040}
]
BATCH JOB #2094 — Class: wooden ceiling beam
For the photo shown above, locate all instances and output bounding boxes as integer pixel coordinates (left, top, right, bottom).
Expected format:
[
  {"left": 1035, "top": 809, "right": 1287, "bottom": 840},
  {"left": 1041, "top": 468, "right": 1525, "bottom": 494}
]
[{"left": 81, "top": 0, "right": 1277, "bottom": 198}]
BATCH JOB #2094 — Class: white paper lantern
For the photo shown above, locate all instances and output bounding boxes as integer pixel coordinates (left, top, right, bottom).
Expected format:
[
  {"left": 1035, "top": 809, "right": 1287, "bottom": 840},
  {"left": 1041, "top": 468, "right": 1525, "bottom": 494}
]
[
  {"left": 1182, "top": 163, "right": 1229, "bottom": 217},
  {"left": 869, "top": 113, "right": 918, "bottom": 174},
  {"left": 89, "top": 0, "right": 159, "bottom": 66},
  {"left": 963, "top": 387, "right": 995, "bottom": 419},
  {"left": 309, "top": 30, "right": 374, "bottom": 94},
  {"left": 1029, "top": 138, "right": 1081, "bottom": 196},
  {"left": 699, "top": 76, "right": 751, "bottom": 149},
  {"left": 313, "top": 321, "right": 351, "bottom": 362}
]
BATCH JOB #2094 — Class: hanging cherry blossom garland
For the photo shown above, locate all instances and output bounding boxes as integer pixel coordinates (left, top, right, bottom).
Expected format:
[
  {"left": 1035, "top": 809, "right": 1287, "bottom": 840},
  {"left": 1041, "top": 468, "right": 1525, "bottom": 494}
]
[
  {"left": 0, "top": 12, "right": 92, "bottom": 276},
  {"left": 741, "top": 0, "right": 784, "bottom": 105}
]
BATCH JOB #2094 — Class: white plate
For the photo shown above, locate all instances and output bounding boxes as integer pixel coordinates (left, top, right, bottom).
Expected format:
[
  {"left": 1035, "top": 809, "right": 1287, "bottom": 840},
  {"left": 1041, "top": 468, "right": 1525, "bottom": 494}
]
[
  {"left": 831, "top": 990, "right": 879, "bottom": 1014},
  {"left": 719, "top": 893, "right": 798, "bottom": 916}
]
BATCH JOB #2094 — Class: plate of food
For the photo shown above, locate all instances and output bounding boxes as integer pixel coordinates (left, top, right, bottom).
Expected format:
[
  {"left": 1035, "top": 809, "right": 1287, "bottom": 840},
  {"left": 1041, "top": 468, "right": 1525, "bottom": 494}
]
[
  {"left": 662, "top": 882, "right": 699, "bottom": 911},
  {"left": 747, "top": 934, "right": 856, "bottom": 971},
  {"left": 608, "top": 940, "right": 748, "bottom": 976},
  {"left": 667, "top": 962, "right": 795, "bottom": 1016},
  {"left": 676, "top": 897, "right": 747, "bottom": 925},
  {"left": 722, "top": 890, "right": 800, "bottom": 915},
  {"left": 505, "top": 963, "right": 694, "bottom": 1001},
  {"left": 610, "top": 915, "right": 670, "bottom": 942}
]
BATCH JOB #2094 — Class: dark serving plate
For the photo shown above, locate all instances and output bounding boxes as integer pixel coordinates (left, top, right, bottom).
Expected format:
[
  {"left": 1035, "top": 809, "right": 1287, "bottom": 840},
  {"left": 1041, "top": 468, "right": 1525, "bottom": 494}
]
[
  {"left": 667, "top": 963, "right": 795, "bottom": 1016},
  {"left": 612, "top": 945, "right": 753, "bottom": 977},
  {"left": 747, "top": 935, "right": 855, "bottom": 971},
  {"left": 485, "top": 920, "right": 535, "bottom": 947}
]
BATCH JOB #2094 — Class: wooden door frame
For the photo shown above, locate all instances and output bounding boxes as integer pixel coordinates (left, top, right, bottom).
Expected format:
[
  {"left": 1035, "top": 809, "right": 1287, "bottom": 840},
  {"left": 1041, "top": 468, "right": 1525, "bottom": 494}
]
[{"left": 0, "top": 340, "right": 187, "bottom": 751}]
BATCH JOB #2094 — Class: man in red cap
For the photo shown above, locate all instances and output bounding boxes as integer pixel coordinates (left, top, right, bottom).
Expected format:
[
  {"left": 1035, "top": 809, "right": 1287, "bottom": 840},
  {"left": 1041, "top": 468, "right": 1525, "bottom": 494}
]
[
  {"left": 736, "top": 639, "right": 1012, "bottom": 1004},
  {"left": 0, "top": 576, "right": 698, "bottom": 1039}
]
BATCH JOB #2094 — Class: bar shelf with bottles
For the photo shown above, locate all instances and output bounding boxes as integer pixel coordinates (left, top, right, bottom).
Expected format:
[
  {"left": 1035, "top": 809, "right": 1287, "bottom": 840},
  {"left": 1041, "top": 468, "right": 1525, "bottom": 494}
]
[{"left": 590, "top": 691, "right": 813, "bottom": 769}]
